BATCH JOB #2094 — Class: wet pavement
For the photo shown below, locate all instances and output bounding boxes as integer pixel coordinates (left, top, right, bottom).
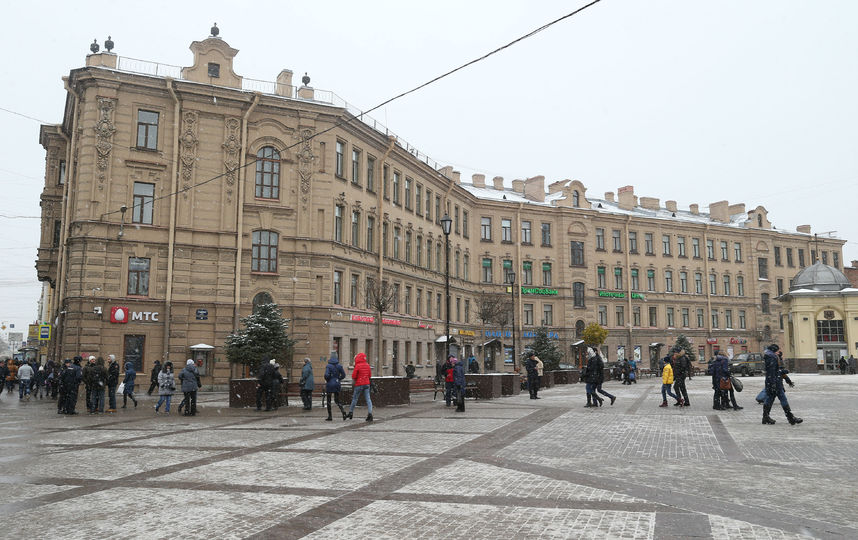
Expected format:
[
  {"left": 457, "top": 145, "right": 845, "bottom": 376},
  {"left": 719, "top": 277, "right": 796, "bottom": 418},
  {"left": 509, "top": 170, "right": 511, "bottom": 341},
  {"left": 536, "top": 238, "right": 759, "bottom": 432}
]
[{"left": 0, "top": 374, "right": 855, "bottom": 539}]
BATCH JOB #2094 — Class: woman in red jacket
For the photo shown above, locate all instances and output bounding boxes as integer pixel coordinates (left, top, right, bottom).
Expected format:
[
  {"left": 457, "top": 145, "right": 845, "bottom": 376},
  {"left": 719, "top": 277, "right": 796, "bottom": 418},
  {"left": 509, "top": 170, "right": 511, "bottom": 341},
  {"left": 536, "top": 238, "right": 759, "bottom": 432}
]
[{"left": 346, "top": 352, "right": 373, "bottom": 422}]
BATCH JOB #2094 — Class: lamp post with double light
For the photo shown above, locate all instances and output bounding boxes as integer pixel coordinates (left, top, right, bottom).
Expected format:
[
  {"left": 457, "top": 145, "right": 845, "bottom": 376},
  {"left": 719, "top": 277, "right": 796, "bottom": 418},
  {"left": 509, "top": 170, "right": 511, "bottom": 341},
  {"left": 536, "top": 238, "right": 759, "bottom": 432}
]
[{"left": 440, "top": 214, "right": 452, "bottom": 362}]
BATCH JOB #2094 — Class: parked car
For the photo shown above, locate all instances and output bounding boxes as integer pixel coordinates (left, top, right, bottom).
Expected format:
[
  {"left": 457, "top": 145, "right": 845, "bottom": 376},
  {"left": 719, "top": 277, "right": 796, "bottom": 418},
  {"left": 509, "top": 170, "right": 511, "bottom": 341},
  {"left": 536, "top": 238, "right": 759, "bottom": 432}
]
[{"left": 730, "top": 353, "right": 765, "bottom": 376}]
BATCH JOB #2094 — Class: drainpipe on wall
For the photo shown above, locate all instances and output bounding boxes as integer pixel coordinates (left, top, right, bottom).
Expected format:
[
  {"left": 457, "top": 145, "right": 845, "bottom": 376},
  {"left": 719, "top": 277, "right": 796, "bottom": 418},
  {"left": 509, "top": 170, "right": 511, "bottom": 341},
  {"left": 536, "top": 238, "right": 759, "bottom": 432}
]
[
  {"left": 703, "top": 224, "right": 713, "bottom": 358},
  {"left": 514, "top": 202, "right": 523, "bottom": 370},
  {"left": 233, "top": 93, "right": 260, "bottom": 378},
  {"left": 375, "top": 136, "right": 396, "bottom": 375},
  {"left": 624, "top": 214, "right": 633, "bottom": 362},
  {"left": 164, "top": 78, "right": 181, "bottom": 365}
]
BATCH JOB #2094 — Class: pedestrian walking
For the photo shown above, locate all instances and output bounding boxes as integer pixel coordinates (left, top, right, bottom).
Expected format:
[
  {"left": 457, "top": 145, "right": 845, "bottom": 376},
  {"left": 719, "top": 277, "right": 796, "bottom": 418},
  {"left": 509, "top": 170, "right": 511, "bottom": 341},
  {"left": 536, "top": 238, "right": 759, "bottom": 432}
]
[
  {"left": 178, "top": 359, "right": 200, "bottom": 416},
  {"left": 270, "top": 362, "right": 284, "bottom": 410},
  {"left": 90, "top": 357, "right": 108, "bottom": 413},
  {"left": 82, "top": 356, "right": 96, "bottom": 412},
  {"left": 346, "top": 352, "right": 373, "bottom": 422},
  {"left": 629, "top": 356, "right": 638, "bottom": 384},
  {"left": 33, "top": 366, "right": 46, "bottom": 399},
  {"left": 106, "top": 354, "right": 120, "bottom": 412},
  {"left": 452, "top": 355, "right": 466, "bottom": 412},
  {"left": 594, "top": 351, "right": 616, "bottom": 406},
  {"left": 710, "top": 354, "right": 728, "bottom": 410},
  {"left": 17, "top": 360, "right": 34, "bottom": 400},
  {"left": 442, "top": 355, "right": 455, "bottom": 406},
  {"left": 660, "top": 356, "right": 682, "bottom": 407},
  {"left": 583, "top": 348, "right": 602, "bottom": 407},
  {"left": 255, "top": 359, "right": 275, "bottom": 411},
  {"left": 121, "top": 361, "right": 138, "bottom": 408},
  {"left": 848, "top": 354, "right": 857, "bottom": 375},
  {"left": 762, "top": 344, "right": 803, "bottom": 425},
  {"left": 323, "top": 352, "right": 347, "bottom": 421},
  {"left": 672, "top": 347, "right": 692, "bottom": 407},
  {"left": 299, "top": 358, "right": 314, "bottom": 411},
  {"left": 525, "top": 352, "right": 542, "bottom": 399},
  {"left": 60, "top": 358, "right": 81, "bottom": 414},
  {"left": 155, "top": 362, "right": 175, "bottom": 414},
  {"left": 147, "top": 360, "right": 162, "bottom": 395},
  {"left": 0, "top": 359, "right": 9, "bottom": 397},
  {"left": 838, "top": 356, "right": 847, "bottom": 375}
]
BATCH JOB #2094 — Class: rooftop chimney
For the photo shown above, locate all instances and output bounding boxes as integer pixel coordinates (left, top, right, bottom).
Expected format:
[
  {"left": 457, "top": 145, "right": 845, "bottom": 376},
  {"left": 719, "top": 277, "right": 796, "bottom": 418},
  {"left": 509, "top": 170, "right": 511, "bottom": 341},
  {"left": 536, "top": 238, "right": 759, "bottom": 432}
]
[
  {"left": 709, "top": 201, "right": 729, "bottom": 223},
  {"left": 665, "top": 200, "right": 677, "bottom": 212},
  {"left": 439, "top": 166, "right": 453, "bottom": 179},
  {"left": 512, "top": 180, "right": 525, "bottom": 193},
  {"left": 524, "top": 175, "right": 545, "bottom": 202},
  {"left": 492, "top": 176, "right": 504, "bottom": 190},
  {"left": 639, "top": 197, "right": 660, "bottom": 211},
  {"left": 452, "top": 170, "right": 461, "bottom": 185},
  {"left": 728, "top": 203, "right": 746, "bottom": 216},
  {"left": 276, "top": 69, "right": 294, "bottom": 97},
  {"left": 689, "top": 204, "right": 699, "bottom": 215},
  {"left": 604, "top": 192, "right": 615, "bottom": 202},
  {"left": 548, "top": 180, "right": 568, "bottom": 194},
  {"left": 796, "top": 225, "right": 811, "bottom": 234},
  {"left": 472, "top": 174, "right": 485, "bottom": 188},
  {"left": 617, "top": 185, "right": 636, "bottom": 211}
]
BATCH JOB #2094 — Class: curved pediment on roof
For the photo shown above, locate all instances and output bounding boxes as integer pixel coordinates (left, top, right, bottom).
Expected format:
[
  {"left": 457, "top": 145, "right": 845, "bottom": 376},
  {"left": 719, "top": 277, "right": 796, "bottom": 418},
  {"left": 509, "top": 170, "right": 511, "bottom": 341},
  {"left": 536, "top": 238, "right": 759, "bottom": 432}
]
[
  {"left": 747, "top": 206, "right": 771, "bottom": 229},
  {"left": 553, "top": 179, "right": 591, "bottom": 209},
  {"left": 567, "top": 221, "right": 588, "bottom": 236}
]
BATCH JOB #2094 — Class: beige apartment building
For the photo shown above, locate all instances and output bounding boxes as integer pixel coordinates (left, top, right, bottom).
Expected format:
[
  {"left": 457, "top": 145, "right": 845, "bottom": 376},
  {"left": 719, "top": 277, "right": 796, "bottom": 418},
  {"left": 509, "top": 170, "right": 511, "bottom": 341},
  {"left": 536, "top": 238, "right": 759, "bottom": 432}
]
[{"left": 35, "top": 29, "right": 846, "bottom": 385}]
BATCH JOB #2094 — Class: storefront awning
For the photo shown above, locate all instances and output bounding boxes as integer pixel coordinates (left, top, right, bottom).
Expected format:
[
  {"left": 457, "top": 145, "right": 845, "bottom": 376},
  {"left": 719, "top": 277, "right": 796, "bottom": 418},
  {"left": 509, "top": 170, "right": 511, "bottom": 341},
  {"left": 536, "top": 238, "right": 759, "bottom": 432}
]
[
  {"left": 571, "top": 339, "right": 585, "bottom": 346},
  {"left": 190, "top": 343, "right": 215, "bottom": 350},
  {"left": 481, "top": 338, "right": 501, "bottom": 347},
  {"left": 435, "top": 335, "right": 458, "bottom": 343}
]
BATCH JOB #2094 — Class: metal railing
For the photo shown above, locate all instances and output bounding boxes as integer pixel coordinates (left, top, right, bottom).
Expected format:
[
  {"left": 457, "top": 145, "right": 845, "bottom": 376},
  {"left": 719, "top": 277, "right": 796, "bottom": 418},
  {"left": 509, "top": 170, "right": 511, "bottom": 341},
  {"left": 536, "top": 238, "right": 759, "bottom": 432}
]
[{"left": 111, "top": 55, "right": 452, "bottom": 179}]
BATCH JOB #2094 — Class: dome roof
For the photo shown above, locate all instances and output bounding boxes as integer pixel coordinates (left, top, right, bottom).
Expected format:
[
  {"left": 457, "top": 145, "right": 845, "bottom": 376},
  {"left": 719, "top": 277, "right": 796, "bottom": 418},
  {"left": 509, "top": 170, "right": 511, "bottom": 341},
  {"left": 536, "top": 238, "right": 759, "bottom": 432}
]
[{"left": 789, "top": 261, "right": 851, "bottom": 292}]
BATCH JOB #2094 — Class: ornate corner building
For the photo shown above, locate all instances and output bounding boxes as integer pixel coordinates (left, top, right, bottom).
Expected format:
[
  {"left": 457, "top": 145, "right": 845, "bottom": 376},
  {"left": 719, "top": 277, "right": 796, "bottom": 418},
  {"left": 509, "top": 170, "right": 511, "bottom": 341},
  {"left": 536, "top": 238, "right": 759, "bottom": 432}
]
[{"left": 35, "top": 29, "right": 847, "bottom": 384}]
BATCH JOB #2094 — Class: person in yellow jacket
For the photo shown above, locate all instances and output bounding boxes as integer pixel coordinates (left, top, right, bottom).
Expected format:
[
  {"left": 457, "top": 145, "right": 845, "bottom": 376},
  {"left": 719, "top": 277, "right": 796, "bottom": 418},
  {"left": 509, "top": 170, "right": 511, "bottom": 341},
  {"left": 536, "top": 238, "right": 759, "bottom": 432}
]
[{"left": 660, "top": 357, "right": 683, "bottom": 407}]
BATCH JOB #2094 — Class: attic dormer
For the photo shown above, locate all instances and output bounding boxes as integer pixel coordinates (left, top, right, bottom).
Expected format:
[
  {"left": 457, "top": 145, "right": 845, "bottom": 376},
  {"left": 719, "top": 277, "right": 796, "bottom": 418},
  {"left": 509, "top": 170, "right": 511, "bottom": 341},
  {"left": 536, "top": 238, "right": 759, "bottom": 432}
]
[{"left": 181, "top": 30, "right": 242, "bottom": 89}]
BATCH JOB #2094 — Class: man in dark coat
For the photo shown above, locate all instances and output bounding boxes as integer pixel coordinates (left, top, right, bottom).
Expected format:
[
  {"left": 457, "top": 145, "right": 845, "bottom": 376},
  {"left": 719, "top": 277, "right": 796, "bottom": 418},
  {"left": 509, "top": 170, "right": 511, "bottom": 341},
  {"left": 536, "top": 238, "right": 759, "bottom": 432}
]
[
  {"left": 583, "top": 348, "right": 602, "bottom": 407},
  {"left": 147, "top": 360, "right": 162, "bottom": 395},
  {"left": 710, "top": 354, "right": 729, "bottom": 410},
  {"left": 672, "top": 347, "right": 692, "bottom": 407},
  {"left": 762, "top": 344, "right": 802, "bottom": 425},
  {"left": 82, "top": 356, "right": 96, "bottom": 412},
  {"left": 106, "top": 354, "right": 120, "bottom": 412},
  {"left": 60, "top": 357, "right": 82, "bottom": 414},
  {"left": 525, "top": 352, "right": 541, "bottom": 399},
  {"left": 256, "top": 359, "right": 275, "bottom": 411}
]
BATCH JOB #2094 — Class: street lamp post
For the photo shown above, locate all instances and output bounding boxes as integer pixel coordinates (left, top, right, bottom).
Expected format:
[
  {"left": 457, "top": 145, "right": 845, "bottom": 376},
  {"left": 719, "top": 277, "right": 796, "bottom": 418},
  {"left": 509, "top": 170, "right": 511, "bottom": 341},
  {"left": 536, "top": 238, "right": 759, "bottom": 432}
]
[
  {"left": 441, "top": 214, "right": 452, "bottom": 362},
  {"left": 509, "top": 270, "right": 516, "bottom": 371}
]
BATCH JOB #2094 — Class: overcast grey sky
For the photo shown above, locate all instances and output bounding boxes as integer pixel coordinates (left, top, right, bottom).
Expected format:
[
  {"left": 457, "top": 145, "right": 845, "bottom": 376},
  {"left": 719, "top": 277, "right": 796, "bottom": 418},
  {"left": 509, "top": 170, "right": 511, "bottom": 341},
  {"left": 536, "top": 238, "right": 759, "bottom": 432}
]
[{"left": 2, "top": 0, "right": 856, "bottom": 336}]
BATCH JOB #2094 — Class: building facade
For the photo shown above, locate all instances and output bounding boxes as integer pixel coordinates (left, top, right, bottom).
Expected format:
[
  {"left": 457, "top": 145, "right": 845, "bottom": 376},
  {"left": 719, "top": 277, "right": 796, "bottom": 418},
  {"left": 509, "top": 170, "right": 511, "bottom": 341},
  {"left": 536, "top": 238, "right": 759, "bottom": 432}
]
[{"left": 35, "top": 30, "right": 846, "bottom": 384}]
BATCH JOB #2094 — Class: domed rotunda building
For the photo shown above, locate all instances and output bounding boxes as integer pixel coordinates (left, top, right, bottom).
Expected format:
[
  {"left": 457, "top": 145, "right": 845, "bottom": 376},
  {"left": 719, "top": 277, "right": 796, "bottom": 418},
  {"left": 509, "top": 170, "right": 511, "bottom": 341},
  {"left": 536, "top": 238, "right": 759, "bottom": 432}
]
[{"left": 779, "top": 261, "right": 858, "bottom": 371}]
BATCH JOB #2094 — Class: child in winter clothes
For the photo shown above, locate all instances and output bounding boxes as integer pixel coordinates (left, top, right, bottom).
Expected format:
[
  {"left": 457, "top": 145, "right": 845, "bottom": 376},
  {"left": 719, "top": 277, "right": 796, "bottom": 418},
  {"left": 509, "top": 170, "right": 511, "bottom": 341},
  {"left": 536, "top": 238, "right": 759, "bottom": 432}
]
[{"left": 660, "top": 357, "right": 683, "bottom": 407}]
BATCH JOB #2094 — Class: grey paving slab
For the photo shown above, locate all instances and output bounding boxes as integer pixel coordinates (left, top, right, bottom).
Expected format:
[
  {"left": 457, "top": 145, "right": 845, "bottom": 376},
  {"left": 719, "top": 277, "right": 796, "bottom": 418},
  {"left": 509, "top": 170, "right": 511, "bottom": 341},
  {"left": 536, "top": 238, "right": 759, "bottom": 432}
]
[
  {"left": 362, "top": 416, "right": 515, "bottom": 433},
  {"left": 286, "top": 430, "right": 481, "bottom": 454},
  {"left": 114, "top": 428, "right": 316, "bottom": 448}
]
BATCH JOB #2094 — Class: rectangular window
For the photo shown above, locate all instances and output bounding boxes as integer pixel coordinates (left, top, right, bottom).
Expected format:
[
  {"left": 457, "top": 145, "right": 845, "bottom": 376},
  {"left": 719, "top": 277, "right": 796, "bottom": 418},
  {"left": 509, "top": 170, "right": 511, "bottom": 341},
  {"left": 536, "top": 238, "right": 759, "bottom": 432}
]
[
  {"left": 680, "top": 271, "right": 688, "bottom": 293},
  {"left": 416, "top": 289, "right": 422, "bottom": 316},
  {"left": 382, "top": 223, "right": 388, "bottom": 256},
  {"left": 425, "top": 189, "right": 431, "bottom": 220},
  {"left": 463, "top": 254, "right": 470, "bottom": 281},
  {"left": 454, "top": 205, "right": 460, "bottom": 234},
  {"left": 633, "top": 306, "right": 641, "bottom": 326},
  {"left": 522, "top": 261, "right": 533, "bottom": 285},
  {"left": 481, "top": 217, "right": 492, "bottom": 240},
  {"left": 695, "top": 272, "right": 703, "bottom": 294},
  {"left": 598, "top": 305, "right": 608, "bottom": 326},
  {"left": 393, "top": 227, "right": 401, "bottom": 260},
  {"left": 822, "top": 251, "right": 828, "bottom": 265},
  {"left": 127, "top": 257, "right": 150, "bottom": 296},
  {"left": 711, "top": 309, "right": 719, "bottom": 329},
  {"left": 435, "top": 243, "right": 441, "bottom": 272},
  {"left": 692, "top": 238, "right": 700, "bottom": 258},
  {"left": 462, "top": 211, "right": 469, "bottom": 238},
  {"left": 405, "top": 232, "right": 412, "bottom": 264},
  {"left": 570, "top": 241, "right": 584, "bottom": 266},
  {"left": 734, "top": 242, "right": 742, "bottom": 262},
  {"left": 541, "top": 223, "right": 552, "bottom": 246},
  {"left": 758, "top": 257, "right": 769, "bottom": 279},
  {"left": 739, "top": 310, "right": 746, "bottom": 329},
  {"left": 351, "top": 148, "right": 361, "bottom": 185},
  {"left": 573, "top": 282, "right": 585, "bottom": 307},
  {"left": 405, "top": 286, "right": 412, "bottom": 315},
  {"left": 647, "top": 269, "right": 656, "bottom": 292},
  {"left": 365, "top": 278, "right": 374, "bottom": 309},
  {"left": 333, "top": 271, "right": 342, "bottom": 305},
  {"left": 52, "top": 220, "right": 62, "bottom": 248},
  {"left": 383, "top": 164, "right": 390, "bottom": 200},
  {"left": 681, "top": 308, "right": 690, "bottom": 327},
  {"left": 677, "top": 236, "right": 686, "bottom": 257},
  {"left": 725, "top": 309, "right": 733, "bottom": 329},
  {"left": 501, "top": 218, "right": 512, "bottom": 242},
  {"left": 612, "top": 229, "right": 622, "bottom": 252},
  {"left": 786, "top": 247, "right": 794, "bottom": 267},
  {"left": 132, "top": 182, "right": 154, "bottom": 224},
  {"left": 662, "top": 234, "right": 671, "bottom": 256},
  {"left": 798, "top": 249, "right": 805, "bottom": 268},
  {"left": 596, "top": 228, "right": 605, "bottom": 250},
  {"left": 543, "top": 304, "right": 554, "bottom": 326},
  {"left": 709, "top": 273, "right": 717, "bottom": 295},
  {"left": 136, "top": 110, "right": 159, "bottom": 150},
  {"left": 542, "top": 263, "right": 552, "bottom": 286},
  {"left": 777, "top": 278, "right": 784, "bottom": 296},
  {"left": 721, "top": 241, "right": 729, "bottom": 261},
  {"left": 416, "top": 235, "right": 423, "bottom": 267},
  {"left": 614, "top": 305, "right": 623, "bottom": 327},
  {"left": 366, "top": 156, "right": 376, "bottom": 192},
  {"left": 645, "top": 233, "right": 654, "bottom": 255},
  {"left": 334, "top": 205, "right": 344, "bottom": 242},
  {"left": 697, "top": 308, "right": 704, "bottom": 328},
  {"left": 774, "top": 246, "right": 783, "bottom": 266},
  {"left": 737, "top": 275, "right": 744, "bottom": 296},
  {"left": 665, "top": 270, "right": 673, "bottom": 292},
  {"left": 436, "top": 293, "right": 442, "bottom": 319},
  {"left": 597, "top": 266, "right": 606, "bottom": 289},
  {"left": 482, "top": 258, "right": 493, "bottom": 283},
  {"left": 455, "top": 296, "right": 460, "bottom": 322},
  {"left": 350, "top": 274, "right": 359, "bottom": 307},
  {"left": 503, "top": 260, "right": 513, "bottom": 284},
  {"left": 706, "top": 239, "right": 715, "bottom": 259},
  {"left": 667, "top": 307, "right": 675, "bottom": 328},
  {"left": 251, "top": 230, "right": 278, "bottom": 273},
  {"left": 123, "top": 335, "right": 145, "bottom": 373},
  {"left": 833, "top": 252, "right": 840, "bottom": 268},
  {"left": 614, "top": 267, "right": 623, "bottom": 290},
  {"left": 435, "top": 196, "right": 441, "bottom": 225},
  {"left": 524, "top": 303, "right": 534, "bottom": 325},
  {"left": 335, "top": 141, "right": 345, "bottom": 178},
  {"left": 425, "top": 290, "right": 431, "bottom": 318},
  {"left": 629, "top": 231, "right": 638, "bottom": 253},
  {"left": 58, "top": 159, "right": 66, "bottom": 185},
  {"left": 392, "top": 172, "right": 400, "bottom": 205},
  {"left": 761, "top": 293, "right": 770, "bottom": 314},
  {"left": 648, "top": 306, "right": 657, "bottom": 327},
  {"left": 723, "top": 274, "right": 731, "bottom": 296},
  {"left": 404, "top": 177, "right": 412, "bottom": 210},
  {"left": 366, "top": 216, "right": 375, "bottom": 253},
  {"left": 464, "top": 299, "right": 470, "bottom": 323},
  {"left": 415, "top": 184, "right": 422, "bottom": 214},
  {"left": 631, "top": 269, "right": 639, "bottom": 291},
  {"left": 351, "top": 211, "right": 360, "bottom": 247},
  {"left": 454, "top": 251, "right": 460, "bottom": 278},
  {"left": 521, "top": 221, "right": 532, "bottom": 244}
]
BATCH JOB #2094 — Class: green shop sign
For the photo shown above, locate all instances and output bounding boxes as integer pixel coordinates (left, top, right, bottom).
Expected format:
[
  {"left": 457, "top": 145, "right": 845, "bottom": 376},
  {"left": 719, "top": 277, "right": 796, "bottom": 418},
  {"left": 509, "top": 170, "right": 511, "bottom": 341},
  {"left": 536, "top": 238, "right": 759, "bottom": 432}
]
[
  {"left": 521, "top": 287, "right": 559, "bottom": 295},
  {"left": 598, "top": 291, "right": 645, "bottom": 300}
]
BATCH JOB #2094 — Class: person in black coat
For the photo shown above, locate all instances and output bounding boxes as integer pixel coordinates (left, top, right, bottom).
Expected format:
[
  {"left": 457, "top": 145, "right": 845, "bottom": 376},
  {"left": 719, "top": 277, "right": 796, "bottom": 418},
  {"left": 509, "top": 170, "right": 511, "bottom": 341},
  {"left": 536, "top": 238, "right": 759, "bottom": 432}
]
[
  {"left": 525, "top": 353, "right": 540, "bottom": 399},
  {"left": 255, "top": 359, "right": 275, "bottom": 411},
  {"left": 762, "top": 344, "right": 802, "bottom": 425},
  {"left": 147, "top": 360, "right": 161, "bottom": 395},
  {"left": 106, "top": 354, "right": 120, "bottom": 412},
  {"left": 671, "top": 347, "right": 692, "bottom": 407},
  {"left": 583, "top": 348, "right": 602, "bottom": 407},
  {"left": 60, "top": 358, "right": 82, "bottom": 414},
  {"left": 710, "top": 354, "right": 729, "bottom": 410}
]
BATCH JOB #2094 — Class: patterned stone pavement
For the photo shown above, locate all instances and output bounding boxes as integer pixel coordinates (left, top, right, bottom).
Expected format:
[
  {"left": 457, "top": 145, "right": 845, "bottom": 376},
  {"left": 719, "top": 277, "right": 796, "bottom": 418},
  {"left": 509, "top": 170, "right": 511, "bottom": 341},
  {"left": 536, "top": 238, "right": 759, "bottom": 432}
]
[{"left": 0, "top": 373, "right": 855, "bottom": 539}]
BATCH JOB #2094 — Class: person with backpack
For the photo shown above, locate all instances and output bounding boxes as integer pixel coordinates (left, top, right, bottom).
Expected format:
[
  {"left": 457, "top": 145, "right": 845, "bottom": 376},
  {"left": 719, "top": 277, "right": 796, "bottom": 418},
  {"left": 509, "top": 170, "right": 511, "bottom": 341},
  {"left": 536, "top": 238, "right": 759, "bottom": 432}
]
[
  {"left": 346, "top": 352, "right": 373, "bottom": 422},
  {"left": 155, "top": 361, "right": 175, "bottom": 414},
  {"left": 323, "top": 352, "right": 347, "bottom": 421},
  {"left": 178, "top": 359, "right": 200, "bottom": 416},
  {"left": 121, "top": 361, "right": 138, "bottom": 408},
  {"left": 89, "top": 357, "right": 108, "bottom": 413}
]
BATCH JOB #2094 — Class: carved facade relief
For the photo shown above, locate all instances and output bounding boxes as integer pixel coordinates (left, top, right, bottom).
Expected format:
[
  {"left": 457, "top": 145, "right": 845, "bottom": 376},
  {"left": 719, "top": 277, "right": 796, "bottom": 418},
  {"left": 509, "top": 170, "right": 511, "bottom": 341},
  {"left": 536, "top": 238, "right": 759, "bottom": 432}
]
[
  {"left": 294, "top": 128, "right": 316, "bottom": 205},
  {"left": 93, "top": 97, "right": 116, "bottom": 191},
  {"left": 223, "top": 117, "right": 240, "bottom": 203},
  {"left": 180, "top": 111, "right": 199, "bottom": 198}
]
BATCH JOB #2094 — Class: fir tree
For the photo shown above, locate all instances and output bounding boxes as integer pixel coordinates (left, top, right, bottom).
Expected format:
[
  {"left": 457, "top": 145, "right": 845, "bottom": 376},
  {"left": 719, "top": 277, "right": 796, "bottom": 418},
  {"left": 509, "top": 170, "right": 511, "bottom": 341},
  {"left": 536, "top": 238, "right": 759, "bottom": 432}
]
[
  {"left": 528, "top": 326, "right": 563, "bottom": 371},
  {"left": 226, "top": 303, "right": 294, "bottom": 374},
  {"left": 673, "top": 334, "right": 697, "bottom": 364}
]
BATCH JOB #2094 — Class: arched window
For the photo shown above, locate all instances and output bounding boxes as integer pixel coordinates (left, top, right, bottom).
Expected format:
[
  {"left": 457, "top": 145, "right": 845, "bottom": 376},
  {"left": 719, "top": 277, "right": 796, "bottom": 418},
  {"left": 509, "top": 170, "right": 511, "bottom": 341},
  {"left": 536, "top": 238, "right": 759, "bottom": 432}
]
[
  {"left": 757, "top": 213, "right": 763, "bottom": 227},
  {"left": 572, "top": 190, "right": 580, "bottom": 208},
  {"left": 575, "top": 319, "right": 585, "bottom": 338},
  {"left": 255, "top": 146, "right": 280, "bottom": 199},
  {"left": 252, "top": 292, "right": 274, "bottom": 313}
]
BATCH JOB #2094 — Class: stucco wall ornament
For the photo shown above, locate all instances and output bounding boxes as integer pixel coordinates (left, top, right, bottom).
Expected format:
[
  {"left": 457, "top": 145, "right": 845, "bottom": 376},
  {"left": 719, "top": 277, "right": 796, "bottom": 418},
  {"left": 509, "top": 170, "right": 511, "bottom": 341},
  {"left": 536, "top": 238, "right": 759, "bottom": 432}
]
[
  {"left": 93, "top": 97, "right": 116, "bottom": 190},
  {"left": 180, "top": 111, "right": 199, "bottom": 197},
  {"left": 295, "top": 128, "right": 316, "bottom": 204},
  {"left": 222, "top": 117, "right": 240, "bottom": 203}
]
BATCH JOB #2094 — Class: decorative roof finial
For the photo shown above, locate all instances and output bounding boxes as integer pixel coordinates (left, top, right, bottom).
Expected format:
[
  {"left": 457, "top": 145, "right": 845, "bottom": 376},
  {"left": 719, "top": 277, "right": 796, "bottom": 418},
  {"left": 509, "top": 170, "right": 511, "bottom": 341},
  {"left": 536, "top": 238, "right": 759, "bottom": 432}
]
[
  {"left": 211, "top": 23, "right": 219, "bottom": 37},
  {"left": 302, "top": 72, "right": 310, "bottom": 86},
  {"left": 105, "top": 36, "right": 114, "bottom": 52},
  {"left": 90, "top": 39, "right": 100, "bottom": 54}
]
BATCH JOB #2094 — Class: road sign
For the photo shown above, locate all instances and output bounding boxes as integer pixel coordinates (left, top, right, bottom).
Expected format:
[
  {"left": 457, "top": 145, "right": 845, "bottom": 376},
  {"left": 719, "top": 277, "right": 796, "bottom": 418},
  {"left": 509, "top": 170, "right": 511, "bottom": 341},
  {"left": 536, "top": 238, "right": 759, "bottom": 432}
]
[
  {"left": 196, "top": 309, "right": 208, "bottom": 320},
  {"left": 39, "top": 324, "right": 51, "bottom": 341}
]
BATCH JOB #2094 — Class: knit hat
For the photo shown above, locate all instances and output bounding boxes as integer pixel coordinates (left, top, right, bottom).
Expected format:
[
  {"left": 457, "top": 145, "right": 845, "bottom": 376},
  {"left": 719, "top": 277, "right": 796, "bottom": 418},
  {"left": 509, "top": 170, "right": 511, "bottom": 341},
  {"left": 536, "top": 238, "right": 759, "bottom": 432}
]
[
  {"left": 587, "top": 347, "right": 597, "bottom": 359},
  {"left": 88, "top": 355, "right": 96, "bottom": 361},
  {"left": 767, "top": 344, "right": 780, "bottom": 352},
  {"left": 39, "top": 366, "right": 44, "bottom": 371},
  {"left": 270, "top": 359, "right": 277, "bottom": 365},
  {"left": 187, "top": 359, "right": 195, "bottom": 366}
]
